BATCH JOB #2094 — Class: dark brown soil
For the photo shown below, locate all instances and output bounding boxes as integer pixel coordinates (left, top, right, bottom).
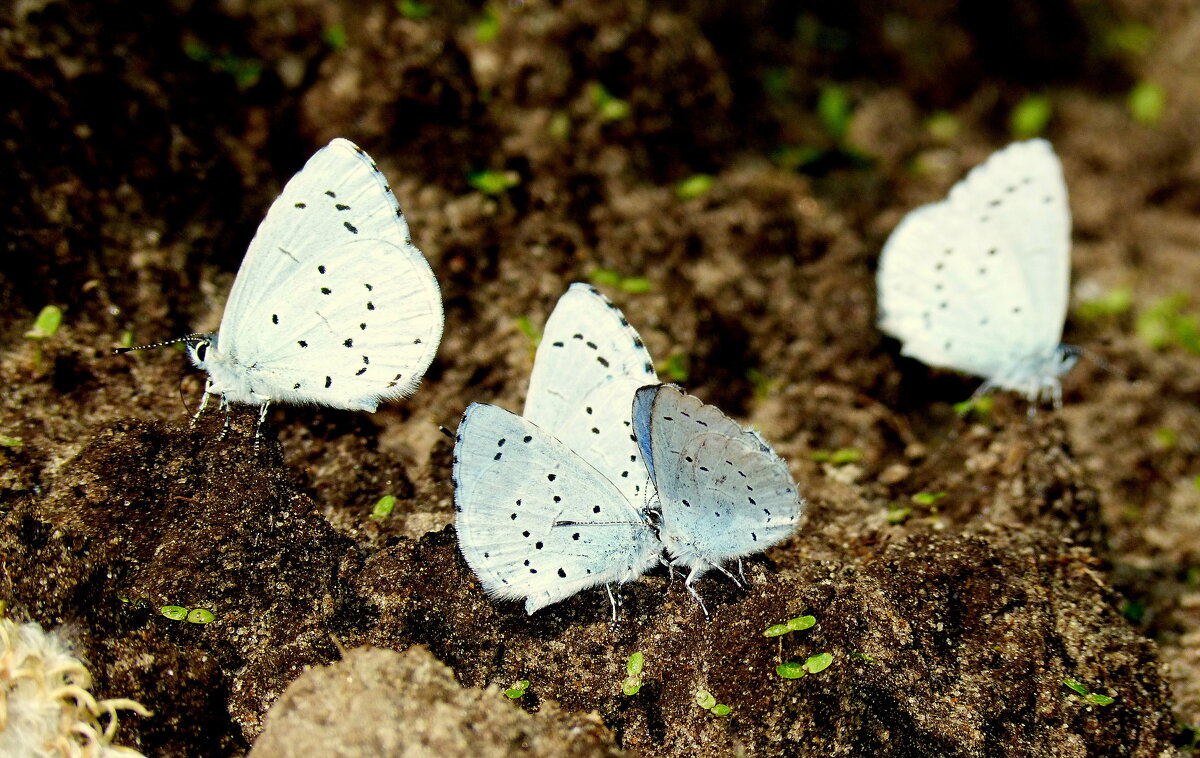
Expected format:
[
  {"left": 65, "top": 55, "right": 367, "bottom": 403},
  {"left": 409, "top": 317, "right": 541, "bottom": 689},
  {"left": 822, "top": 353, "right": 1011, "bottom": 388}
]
[{"left": 3, "top": 1, "right": 1199, "bottom": 756}]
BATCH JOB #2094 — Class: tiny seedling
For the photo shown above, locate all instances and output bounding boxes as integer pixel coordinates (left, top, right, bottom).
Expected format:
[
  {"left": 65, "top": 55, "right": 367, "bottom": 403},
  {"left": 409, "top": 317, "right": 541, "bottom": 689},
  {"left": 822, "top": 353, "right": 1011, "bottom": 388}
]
[
  {"left": 590, "top": 83, "right": 632, "bottom": 123},
  {"left": 658, "top": 352, "right": 689, "bottom": 383},
  {"left": 911, "top": 491, "right": 946, "bottom": 507},
  {"left": 515, "top": 316, "right": 542, "bottom": 347},
  {"left": 885, "top": 504, "right": 912, "bottom": 525},
  {"left": 1136, "top": 293, "right": 1200, "bottom": 353},
  {"left": 850, "top": 651, "right": 877, "bottom": 663},
  {"left": 745, "top": 368, "right": 774, "bottom": 400},
  {"left": 504, "top": 679, "right": 530, "bottom": 699},
  {"left": 371, "top": 494, "right": 397, "bottom": 521},
  {"left": 1075, "top": 286, "right": 1133, "bottom": 321},
  {"left": 817, "top": 84, "right": 852, "bottom": 142},
  {"left": 187, "top": 608, "right": 216, "bottom": 624},
  {"left": 764, "top": 614, "right": 817, "bottom": 661},
  {"left": 322, "top": 22, "right": 348, "bottom": 51},
  {"left": 810, "top": 448, "right": 863, "bottom": 465},
  {"left": 1128, "top": 81, "right": 1166, "bottom": 126},
  {"left": 925, "top": 111, "right": 960, "bottom": 143},
  {"left": 182, "top": 40, "right": 263, "bottom": 90},
  {"left": 589, "top": 268, "right": 652, "bottom": 294},
  {"left": 474, "top": 7, "right": 500, "bottom": 43},
  {"left": 804, "top": 652, "right": 833, "bottom": 674},
  {"left": 675, "top": 174, "right": 714, "bottom": 201},
  {"left": 622, "top": 651, "right": 644, "bottom": 696},
  {"left": 159, "top": 605, "right": 188, "bottom": 621},
  {"left": 694, "top": 689, "right": 731, "bottom": 716},
  {"left": 468, "top": 169, "right": 520, "bottom": 196},
  {"left": 397, "top": 0, "right": 432, "bottom": 19},
  {"left": 1010, "top": 94, "right": 1052, "bottom": 139},
  {"left": 0, "top": 435, "right": 22, "bottom": 448},
  {"left": 1063, "top": 677, "right": 1115, "bottom": 706},
  {"left": 776, "top": 662, "right": 805, "bottom": 679},
  {"left": 1154, "top": 427, "right": 1177, "bottom": 450},
  {"left": 776, "top": 653, "right": 834, "bottom": 679},
  {"left": 25, "top": 305, "right": 63, "bottom": 371},
  {"left": 952, "top": 394, "right": 994, "bottom": 421}
]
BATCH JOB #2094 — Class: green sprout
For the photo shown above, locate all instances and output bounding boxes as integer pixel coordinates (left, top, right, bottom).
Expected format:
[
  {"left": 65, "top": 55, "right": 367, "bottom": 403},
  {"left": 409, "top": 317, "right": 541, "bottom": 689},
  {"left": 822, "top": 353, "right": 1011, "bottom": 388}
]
[
  {"left": 817, "top": 85, "right": 852, "bottom": 141},
  {"left": 925, "top": 111, "right": 961, "bottom": 143},
  {"left": 474, "top": 7, "right": 500, "bottom": 43},
  {"left": 590, "top": 83, "right": 632, "bottom": 123},
  {"left": 770, "top": 144, "right": 825, "bottom": 171},
  {"left": 182, "top": 41, "right": 263, "bottom": 90},
  {"left": 809, "top": 449, "right": 861, "bottom": 465},
  {"left": 504, "top": 679, "right": 530, "bottom": 699},
  {"left": 1010, "top": 95, "right": 1052, "bottom": 139},
  {"left": 850, "top": 651, "right": 877, "bottom": 663},
  {"left": 468, "top": 169, "right": 520, "bottom": 196},
  {"left": 397, "top": 0, "right": 432, "bottom": 19},
  {"left": 803, "top": 652, "right": 833, "bottom": 674},
  {"left": 588, "top": 268, "right": 652, "bottom": 294},
  {"left": 776, "top": 662, "right": 805, "bottom": 679},
  {"left": 1154, "top": 427, "right": 1177, "bottom": 450},
  {"left": 1128, "top": 82, "right": 1166, "bottom": 126},
  {"left": 764, "top": 624, "right": 790, "bottom": 638},
  {"left": 186, "top": 608, "right": 215, "bottom": 624},
  {"left": 788, "top": 615, "right": 816, "bottom": 631},
  {"left": 322, "top": 22, "right": 348, "bottom": 51},
  {"left": 1104, "top": 22, "right": 1154, "bottom": 56},
  {"left": 885, "top": 504, "right": 912, "bottom": 525},
  {"left": 0, "top": 435, "right": 22, "bottom": 448},
  {"left": 159, "top": 606, "right": 188, "bottom": 621},
  {"left": 658, "top": 352, "right": 689, "bottom": 383},
  {"left": 1076, "top": 286, "right": 1133, "bottom": 321},
  {"left": 515, "top": 316, "right": 542, "bottom": 348},
  {"left": 1136, "top": 293, "right": 1200, "bottom": 353},
  {"left": 547, "top": 111, "right": 571, "bottom": 140},
  {"left": 622, "top": 652, "right": 644, "bottom": 696},
  {"left": 1120, "top": 600, "right": 1145, "bottom": 624},
  {"left": 952, "top": 394, "right": 994, "bottom": 421},
  {"left": 675, "top": 174, "right": 714, "bottom": 201},
  {"left": 693, "top": 689, "right": 731, "bottom": 715},
  {"left": 1063, "top": 677, "right": 1115, "bottom": 706},
  {"left": 26, "top": 305, "right": 63, "bottom": 341},
  {"left": 912, "top": 491, "right": 946, "bottom": 507},
  {"left": 746, "top": 368, "right": 774, "bottom": 400},
  {"left": 370, "top": 494, "right": 397, "bottom": 521}
]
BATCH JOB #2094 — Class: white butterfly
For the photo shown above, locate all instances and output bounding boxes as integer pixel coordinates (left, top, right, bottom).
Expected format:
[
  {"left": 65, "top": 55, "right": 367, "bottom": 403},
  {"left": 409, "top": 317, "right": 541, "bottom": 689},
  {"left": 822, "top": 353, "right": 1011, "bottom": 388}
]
[
  {"left": 121, "top": 139, "right": 443, "bottom": 431},
  {"left": 453, "top": 284, "right": 660, "bottom": 618},
  {"left": 876, "top": 139, "right": 1077, "bottom": 407},
  {"left": 632, "top": 383, "right": 805, "bottom": 616}
]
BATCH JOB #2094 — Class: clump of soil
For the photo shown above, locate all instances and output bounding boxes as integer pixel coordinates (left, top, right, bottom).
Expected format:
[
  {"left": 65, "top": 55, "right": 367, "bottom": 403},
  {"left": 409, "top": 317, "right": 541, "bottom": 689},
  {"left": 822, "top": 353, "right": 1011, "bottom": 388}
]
[{"left": 4, "top": 1, "right": 1199, "bottom": 756}]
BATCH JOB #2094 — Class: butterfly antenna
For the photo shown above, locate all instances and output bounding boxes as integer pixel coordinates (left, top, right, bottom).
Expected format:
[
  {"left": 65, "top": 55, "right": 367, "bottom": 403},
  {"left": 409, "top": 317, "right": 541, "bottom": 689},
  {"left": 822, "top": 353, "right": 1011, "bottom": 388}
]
[
  {"left": 1074, "top": 345, "right": 1128, "bottom": 380},
  {"left": 113, "top": 334, "right": 207, "bottom": 355},
  {"left": 437, "top": 424, "right": 456, "bottom": 441}
]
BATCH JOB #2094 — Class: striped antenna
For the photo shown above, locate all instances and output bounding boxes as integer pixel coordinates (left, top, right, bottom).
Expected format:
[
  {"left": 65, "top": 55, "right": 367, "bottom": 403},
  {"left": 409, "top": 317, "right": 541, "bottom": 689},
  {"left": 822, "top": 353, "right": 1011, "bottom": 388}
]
[{"left": 113, "top": 334, "right": 207, "bottom": 355}]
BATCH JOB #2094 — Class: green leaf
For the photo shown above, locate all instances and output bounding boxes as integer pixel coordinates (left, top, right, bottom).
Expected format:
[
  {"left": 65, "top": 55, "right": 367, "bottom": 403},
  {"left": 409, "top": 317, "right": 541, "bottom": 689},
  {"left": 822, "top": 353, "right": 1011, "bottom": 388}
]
[
  {"left": 675, "top": 174, "right": 714, "bottom": 201},
  {"left": 621, "top": 676, "right": 643, "bottom": 696},
  {"left": 925, "top": 111, "right": 960, "bottom": 143},
  {"left": 803, "top": 652, "right": 833, "bottom": 674},
  {"left": 370, "top": 494, "right": 397, "bottom": 521},
  {"left": 1154, "top": 427, "right": 1177, "bottom": 449},
  {"left": 658, "top": 353, "right": 689, "bottom": 383},
  {"left": 475, "top": 7, "right": 500, "bottom": 42},
  {"left": 1129, "top": 82, "right": 1166, "bottom": 126},
  {"left": 25, "top": 305, "right": 63, "bottom": 340},
  {"left": 694, "top": 690, "right": 717, "bottom": 709},
  {"left": 952, "top": 394, "right": 994, "bottom": 419},
  {"left": 1086, "top": 692, "right": 1115, "bottom": 706},
  {"left": 186, "top": 608, "right": 215, "bottom": 624},
  {"left": 710, "top": 703, "right": 732, "bottom": 716},
  {"left": 763, "top": 624, "right": 790, "bottom": 638},
  {"left": 1076, "top": 287, "right": 1133, "bottom": 320},
  {"left": 1120, "top": 601, "right": 1145, "bottom": 623},
  {"left": 776, "top": 662, "right": 806, "bottom": 679},
  {"left": 619, "top": 277, "right": 652, "bottom": 295},
  {"left": 626, "top": 651, "right": 644, "bottom": 676},
  {"left": 912, "top": 491, "right": 946, "bottom": 506},
  {"left": 322, "top": 22, "right": 348, "bottom": 51},
  {"left": 850, "top": 651, "right": 876, "bottom": 663},
  {"left": 0, "top": 435, "right": 22, "bottom": 448},
  {"left": 1010, "top": 95, "right": 1052, "bottom": 139},
  {"left": 504, "top": 679, "right": 530, "bottom": 698},
  {"left": 817, "top": 85, "right": 852, "bottom": 141},
  {"left": 885, "top": 505, "right": 912, "bottom": 525},
  {"left": 590, "top": 83, "right": 631, "bottom": 123},
  {"left": 468, "top": 170, "right": 520, "bottom": 196},
  {"left": 787, "top": 615, "right": 816, "bottom": 632},
  {"left": 515, "top": 316, "right": 541, "bottom": 346},
  {"left": 771, "top": 144, "right": 826, "bottom": 171},
  {"left": 589, "top": 268, "right": 621, "bottom": 288},
  {"left": 1063, "top": 677, "right": 1088, "bottom": 696},
  {"left": 397, "top": 0, "right": 432, "bottom": 19},
  {"left": 160, "top": 605, "right": 188, "bottom": 621},
  {"left": 746, "top": 368, "right": 774, "bottom": 400},
  {"left": 829, "top": 448, "right": 863, "bottom": 465}
]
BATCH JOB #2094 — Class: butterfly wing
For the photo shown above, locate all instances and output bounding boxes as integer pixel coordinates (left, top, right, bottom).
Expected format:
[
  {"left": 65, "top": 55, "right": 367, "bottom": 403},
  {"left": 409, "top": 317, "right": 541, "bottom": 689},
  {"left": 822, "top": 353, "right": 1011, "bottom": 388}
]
[
  {"left": 453, "top": 403, "right": 661, "bottom": 614},
  {"left": 524, "top": 283, "right": 658, "bottom": 506},
  {"left": 635, "top": 385, "right": 804, "bottom": 573},
  {"left": 877, "top": 139, "right": 1070, "bottom": 382},
  {"left": 212, "top": 138, "right": 443, "bottom": 409}
]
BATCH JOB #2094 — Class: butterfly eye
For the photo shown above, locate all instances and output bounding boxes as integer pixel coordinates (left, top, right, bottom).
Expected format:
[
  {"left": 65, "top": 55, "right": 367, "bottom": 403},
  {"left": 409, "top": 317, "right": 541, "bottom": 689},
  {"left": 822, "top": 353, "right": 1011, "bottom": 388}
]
[{"left": 195, "top": 342, "right": 208, "bottom": 362}]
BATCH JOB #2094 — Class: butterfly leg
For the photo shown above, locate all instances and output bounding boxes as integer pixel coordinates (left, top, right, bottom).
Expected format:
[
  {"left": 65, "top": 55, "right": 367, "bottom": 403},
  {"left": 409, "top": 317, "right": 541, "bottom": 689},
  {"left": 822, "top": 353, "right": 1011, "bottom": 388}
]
[
  {"left": 254, "top": 402, "right": 271, "bottom": 449},
  {"left": 737, "top": 558, "right": 747, "bottom": 585},
  {"left": 709, "top": 560, "right": 743, "bottom": 589},
  {"left": 218, "top": 395, "right": 232, "bottom": 440},
  {"left": 683, "top": 569, "right": 710, "bottom": 618},
  {"left": 191, "top": 381, "right": 213, "bottom": 428},
  {"left": 606, "top": 583, "right": 619, "bottom": 623}
]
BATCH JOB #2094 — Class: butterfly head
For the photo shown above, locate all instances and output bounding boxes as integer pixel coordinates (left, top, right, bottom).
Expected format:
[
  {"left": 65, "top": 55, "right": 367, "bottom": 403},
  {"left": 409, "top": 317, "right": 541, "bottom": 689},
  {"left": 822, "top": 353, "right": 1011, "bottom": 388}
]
[{"left": 184, "top": 334, "right": 218, "bottom": 370}]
